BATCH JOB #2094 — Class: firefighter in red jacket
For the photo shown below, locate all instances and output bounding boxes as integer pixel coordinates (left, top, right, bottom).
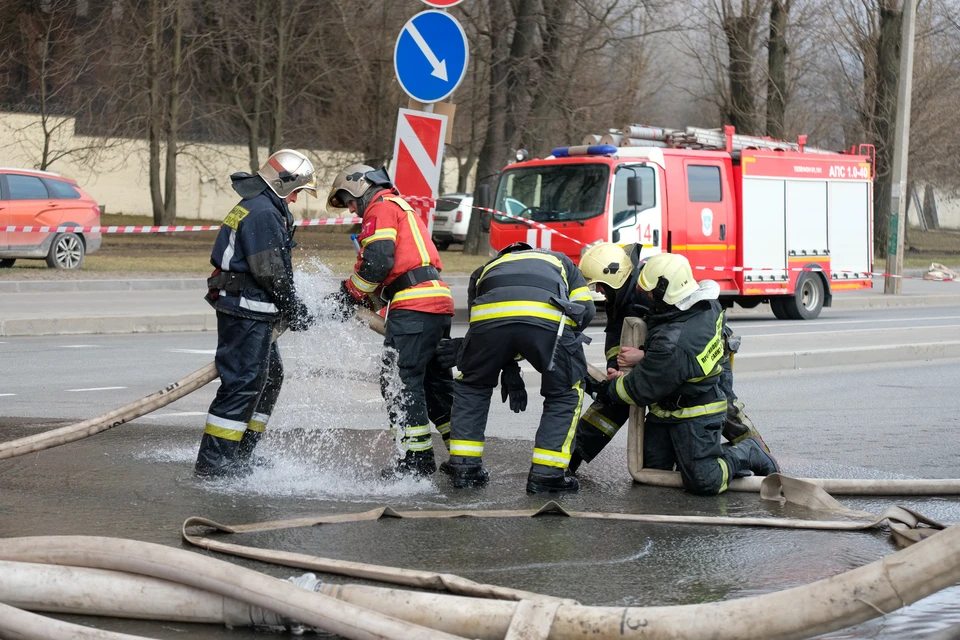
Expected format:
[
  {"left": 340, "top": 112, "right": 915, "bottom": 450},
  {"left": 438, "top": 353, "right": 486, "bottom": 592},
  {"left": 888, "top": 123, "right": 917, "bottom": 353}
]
[{"left": 327, "top": 164, "right": 455, "bottom": 477}]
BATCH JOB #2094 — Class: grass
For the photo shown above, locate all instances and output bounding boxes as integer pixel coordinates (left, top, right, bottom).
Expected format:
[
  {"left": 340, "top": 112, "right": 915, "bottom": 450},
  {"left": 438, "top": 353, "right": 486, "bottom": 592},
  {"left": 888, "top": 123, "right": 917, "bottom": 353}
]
[
  {"left": 0, "top": 212, "right": 489, "bottom": 278},
  {"left": 902, "top": 228, "right": 960, "bottom": 269}
]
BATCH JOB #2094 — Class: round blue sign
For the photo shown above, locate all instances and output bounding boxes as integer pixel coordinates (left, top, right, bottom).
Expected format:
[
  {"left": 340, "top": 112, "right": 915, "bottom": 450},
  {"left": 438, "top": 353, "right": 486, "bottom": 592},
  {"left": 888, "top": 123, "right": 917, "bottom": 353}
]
[{"left": 394, "top": 10, "right": 469, "bottom": 104}]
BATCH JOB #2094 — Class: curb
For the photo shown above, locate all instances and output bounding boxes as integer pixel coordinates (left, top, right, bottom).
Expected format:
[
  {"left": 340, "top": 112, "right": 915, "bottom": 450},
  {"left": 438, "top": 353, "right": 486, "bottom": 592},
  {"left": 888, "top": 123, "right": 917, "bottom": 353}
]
[
  {"left": 734, "top": 341, "right": 960, "bottom": 372},
  {"left": 0, "top": 279, "right": 206, "bottom": 293},
  {"left": 0, "top": 313, "right": 217, "bottom": 337}
]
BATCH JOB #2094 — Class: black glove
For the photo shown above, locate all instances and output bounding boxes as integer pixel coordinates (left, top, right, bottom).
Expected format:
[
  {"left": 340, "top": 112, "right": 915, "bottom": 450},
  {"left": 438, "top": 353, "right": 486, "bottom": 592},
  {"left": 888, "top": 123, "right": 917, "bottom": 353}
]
[
  {"left": 323, "top": 281, "right": 366, "bottom": 322},
  {"left": 583, "top": 374, "right": 606, "bottom": 400},
  {"left": 586, "top": 377, "right": 627, "bottom": 405},
  {"left": 285, "top": 298, "right": 315, "bottom": 332},
  {"left": 500, "top": 363, "right": 527, "bottom": 413},
  {"left": 435, "top": 337, "right": 463, "bottom": 370}
]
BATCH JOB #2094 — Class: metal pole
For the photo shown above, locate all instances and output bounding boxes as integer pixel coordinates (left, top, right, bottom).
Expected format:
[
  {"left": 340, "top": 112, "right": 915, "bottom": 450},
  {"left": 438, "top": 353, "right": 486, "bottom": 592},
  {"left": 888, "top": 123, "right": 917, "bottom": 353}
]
[{"left": 884, "top": 0, "right": 917, "bottom": 294}]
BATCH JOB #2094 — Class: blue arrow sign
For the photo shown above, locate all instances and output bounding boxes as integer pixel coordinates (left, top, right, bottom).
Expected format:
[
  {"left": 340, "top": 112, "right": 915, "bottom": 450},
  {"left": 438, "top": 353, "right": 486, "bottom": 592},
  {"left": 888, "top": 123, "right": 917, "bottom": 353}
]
[{"left": 394, "top": 10, "right": 468, "bottom": 104}]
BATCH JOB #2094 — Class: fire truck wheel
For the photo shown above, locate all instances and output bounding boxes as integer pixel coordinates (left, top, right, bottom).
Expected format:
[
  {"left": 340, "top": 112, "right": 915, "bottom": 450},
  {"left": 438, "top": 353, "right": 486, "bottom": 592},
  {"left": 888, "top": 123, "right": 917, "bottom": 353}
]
[
  {"left": 784, "top": 273, "right": 825, "bottom": 320},
  {"left": 770, "top": 298, "right": 792, "bottom": 320}
]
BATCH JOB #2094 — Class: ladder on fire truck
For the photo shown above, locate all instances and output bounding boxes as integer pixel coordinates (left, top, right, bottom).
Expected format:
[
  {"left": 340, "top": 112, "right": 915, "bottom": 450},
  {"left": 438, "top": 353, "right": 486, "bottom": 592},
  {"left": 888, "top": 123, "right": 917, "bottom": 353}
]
[{"left": 591, "top": 125, "right": 836, "bottom": 155}]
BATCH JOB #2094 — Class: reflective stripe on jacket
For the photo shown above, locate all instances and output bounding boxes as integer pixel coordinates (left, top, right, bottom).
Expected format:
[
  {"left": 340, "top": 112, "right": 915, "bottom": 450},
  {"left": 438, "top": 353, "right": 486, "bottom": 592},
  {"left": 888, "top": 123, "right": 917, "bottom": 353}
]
[
  {"left": 352, "top": 190, "right": 453, "bottom": 315},
  {"left": 613, "top": 299, "right": 727, "bottom": 425},
  {"left": 467, "top": 249, "right": 595, "bottom": 333}
]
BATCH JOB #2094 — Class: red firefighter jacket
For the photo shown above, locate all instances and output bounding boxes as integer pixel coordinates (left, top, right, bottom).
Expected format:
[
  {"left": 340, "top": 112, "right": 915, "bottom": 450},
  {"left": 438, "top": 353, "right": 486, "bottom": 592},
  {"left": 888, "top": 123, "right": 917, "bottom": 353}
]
[{"left": 345, "top": 189, "right": 454, "bottom": 315}]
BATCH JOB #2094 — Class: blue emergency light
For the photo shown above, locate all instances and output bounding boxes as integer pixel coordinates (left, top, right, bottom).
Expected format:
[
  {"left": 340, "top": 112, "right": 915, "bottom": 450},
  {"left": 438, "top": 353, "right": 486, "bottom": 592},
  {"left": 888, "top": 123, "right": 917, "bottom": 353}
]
[{"left": 550, "top": 144, "right": 618, "bottom": 158}]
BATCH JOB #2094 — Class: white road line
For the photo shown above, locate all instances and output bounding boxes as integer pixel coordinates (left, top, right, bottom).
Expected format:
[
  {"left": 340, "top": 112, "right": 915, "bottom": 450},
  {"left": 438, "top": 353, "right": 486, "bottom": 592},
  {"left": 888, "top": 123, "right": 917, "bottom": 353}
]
[
  {"left": 68, "top": 386, "right": 127, "bottom": 392},
  {"left": 60, "top": 345, "right": 98, "bottom": 349},
  {"left": 145, "top": 411, "right": 206, "bottom": 419},
  {"left": 733, "top": 315, "right": 960, "bottom": 329},
  {"left": 741, "top": 324, "right": 960, "bottom": 340},
  {"left": 168, "top": 349, "right": 216, "bottom": 355},
  {"left": 0, "top": 393, "right": 16, "bottom": 397}
]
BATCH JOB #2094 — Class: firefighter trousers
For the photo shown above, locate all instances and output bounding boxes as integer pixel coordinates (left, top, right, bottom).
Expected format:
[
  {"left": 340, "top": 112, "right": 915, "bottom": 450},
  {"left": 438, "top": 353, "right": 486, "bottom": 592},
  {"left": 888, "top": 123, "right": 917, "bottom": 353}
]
[
  {"left": 380, "top": 309, "right": 454, "bottom": 455},
  {"left": 643, "top": 416, "right": 743, "bottom": 495},
  {"left": 196, "top": 312, "right": 282, "bottom": 476},
  {"left": 449, "top": 324, "right": 587, "bottom": 470}
]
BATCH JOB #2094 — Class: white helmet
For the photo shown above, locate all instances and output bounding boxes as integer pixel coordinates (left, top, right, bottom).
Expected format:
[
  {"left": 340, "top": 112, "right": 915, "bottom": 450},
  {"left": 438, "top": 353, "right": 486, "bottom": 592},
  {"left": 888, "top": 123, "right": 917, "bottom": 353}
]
[
  {"left": 579, "top": 242, "right": 632, "bottom": 290},
  {"left": 257, "top": 149, "right": 317, "bottom": 199},
  {"left": 326, "top": 164, "right": 394, "bottom": 214},
  {"left": 637, "top": 253, "right": 699, "bottom": 306}
]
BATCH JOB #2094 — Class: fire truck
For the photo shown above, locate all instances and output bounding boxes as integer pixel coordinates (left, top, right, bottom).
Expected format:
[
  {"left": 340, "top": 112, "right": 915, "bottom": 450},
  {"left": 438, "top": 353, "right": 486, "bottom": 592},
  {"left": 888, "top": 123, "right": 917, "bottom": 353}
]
[{"left": 483, "top": 125, "right": 875, "bottom": 320}]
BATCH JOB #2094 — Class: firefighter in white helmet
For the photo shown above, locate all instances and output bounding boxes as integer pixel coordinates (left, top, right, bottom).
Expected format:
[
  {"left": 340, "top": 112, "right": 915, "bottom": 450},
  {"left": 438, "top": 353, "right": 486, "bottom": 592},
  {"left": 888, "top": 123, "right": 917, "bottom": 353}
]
[
  {"left": 195, "top": 149, "right": 316, "bottom": 478},
  {"left": 572, "top": 242, "right": 771, "bottom": 476},
  {"left": 585, "top": 252, "right": 779, "bottom": 495}
]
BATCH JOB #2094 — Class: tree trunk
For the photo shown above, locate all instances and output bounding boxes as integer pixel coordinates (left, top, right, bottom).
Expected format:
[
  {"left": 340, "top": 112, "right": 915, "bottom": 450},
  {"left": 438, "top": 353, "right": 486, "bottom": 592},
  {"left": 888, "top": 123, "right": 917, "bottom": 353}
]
[
  {"left": 524, "top": 0, "right": 573, "bottom": 155},
  {"left": 504, "top": 0, "right": 538, "bottom": 150},
  {"left": 249, "top": 0, "right": 267, "bottom": 171},
  {"left": 161, "top": 0, "right": 181, "bottom": 225},
  {"left": 147, "top": 0, "right": 164, "bottom": 225},
  {"left": 269, "top": 0, "right": 286, "bottom": 154},
  {"left": 765, "top": 0, "right": 790, "bottom": 139},
  {"left": 723, "top": 15, "right": 759, "bottom": 135},
  {"left": 871, "top": 3, "right": 902, "bottom": 260},
  {"left": 464, "top": 0, "right": 510, "bottom": 256}
]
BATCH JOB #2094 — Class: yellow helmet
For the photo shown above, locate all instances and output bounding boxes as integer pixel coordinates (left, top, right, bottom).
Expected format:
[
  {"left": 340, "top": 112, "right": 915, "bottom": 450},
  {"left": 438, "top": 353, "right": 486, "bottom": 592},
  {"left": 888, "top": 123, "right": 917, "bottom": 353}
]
[
  {"left": 638, "top": 253, "right": 698, "bottom": 306},
  {"left": 257, "top": 149, "right": 317, "bottom": 199},
  {"left": 579, "top": 242, "right": 632, "bottom": 289}
]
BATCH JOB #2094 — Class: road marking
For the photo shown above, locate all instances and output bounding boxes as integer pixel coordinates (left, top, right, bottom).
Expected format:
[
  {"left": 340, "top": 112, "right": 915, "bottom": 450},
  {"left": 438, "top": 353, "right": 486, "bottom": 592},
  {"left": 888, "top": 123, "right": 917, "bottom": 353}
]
[
  {"left": 60, "top": 345, "right": 98, "bottom": 349},
  {"left": 742, "top": 324, "right": 960, "bottom": 340},
  {"left": 68, "top": 386, "right": 127, "bottom": 392},
  {"left": 145, "top": 411, "right": 206, "bottom": 419},
  {"left": 0, "top": 393, "right": 15, "bottom": 397},
  {"left": 735, "top": 315, "right": 960, "bottom": 330},
  {"left": 168, "top": 349, "right": 216, "bottom": 355}
]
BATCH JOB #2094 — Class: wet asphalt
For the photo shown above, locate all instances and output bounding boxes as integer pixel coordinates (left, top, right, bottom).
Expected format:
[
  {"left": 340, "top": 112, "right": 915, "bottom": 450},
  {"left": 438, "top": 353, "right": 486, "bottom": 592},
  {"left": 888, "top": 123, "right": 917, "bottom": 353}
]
[{"left": 2, "top": 319, "right": 960, "bottom": 639}]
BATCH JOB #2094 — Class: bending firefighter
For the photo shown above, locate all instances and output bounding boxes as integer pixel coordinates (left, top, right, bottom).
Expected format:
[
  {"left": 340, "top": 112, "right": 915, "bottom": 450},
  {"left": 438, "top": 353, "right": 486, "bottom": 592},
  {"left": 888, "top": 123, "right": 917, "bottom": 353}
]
[
  {"left": 572, "top": 242, "right": 770, "bottom": 475},
  {"left": 587, "top": 252, "right": 778, "bottom": 495},
  {"left": 196, "top": 150, "right": 316, "bottom": 478},
  {"left": 442, "top": 242, "right": 596, "bottom": 494},
  {"left": 327, "top": 164, "right": 455, "bottom": 477}
]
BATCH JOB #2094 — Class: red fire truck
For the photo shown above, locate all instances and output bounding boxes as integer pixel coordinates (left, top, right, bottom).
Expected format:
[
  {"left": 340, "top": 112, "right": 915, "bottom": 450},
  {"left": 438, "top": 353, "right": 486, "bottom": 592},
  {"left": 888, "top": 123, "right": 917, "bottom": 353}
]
[{"left": 484, "top": 126, "right": 875, "bottom": 320}]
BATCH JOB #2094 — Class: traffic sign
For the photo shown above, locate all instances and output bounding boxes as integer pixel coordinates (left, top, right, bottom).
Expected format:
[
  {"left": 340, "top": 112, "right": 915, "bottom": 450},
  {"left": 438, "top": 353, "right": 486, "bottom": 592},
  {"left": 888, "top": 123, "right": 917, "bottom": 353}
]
[
  {"left": 419, "top": 0, "right": 464, "bottom": 6},
  {"left": 390, "top": 109, "right": 449, "bottom": 231},
  {"left": 394, "top": 11, "right": 468, "bottom": 104}
]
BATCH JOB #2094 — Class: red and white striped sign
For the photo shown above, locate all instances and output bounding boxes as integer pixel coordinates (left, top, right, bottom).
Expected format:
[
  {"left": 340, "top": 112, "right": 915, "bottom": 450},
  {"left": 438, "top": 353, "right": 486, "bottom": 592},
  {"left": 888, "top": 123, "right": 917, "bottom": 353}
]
[{"left": 390, "top": 108, "right": 448, "bottom": 232}]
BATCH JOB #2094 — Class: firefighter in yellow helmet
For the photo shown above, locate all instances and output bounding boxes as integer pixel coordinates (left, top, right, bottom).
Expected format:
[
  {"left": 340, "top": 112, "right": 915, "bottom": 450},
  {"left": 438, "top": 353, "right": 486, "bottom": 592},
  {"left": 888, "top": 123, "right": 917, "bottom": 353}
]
[
  {"left": 585, "top": 252, "right": 778, "bottom": 495},
  {"left": 195, "top": 150, "right": 317, "bottom": 478},
  {"left": 572, "top": 243, "right": 770, "bottom": 476}
]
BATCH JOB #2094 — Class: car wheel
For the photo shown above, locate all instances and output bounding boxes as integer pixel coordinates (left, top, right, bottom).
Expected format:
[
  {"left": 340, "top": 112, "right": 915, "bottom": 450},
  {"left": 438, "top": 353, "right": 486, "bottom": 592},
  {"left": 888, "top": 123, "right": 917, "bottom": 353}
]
[
  {"left": 782, "top": 273, "right": 824, "bottom": 320},
  {"left": 0, "top": 259, "right": 15, "bottom": 268},
  {"left": 46, "top": 232, "right": 85, "bottom": 269},
  {"left": 435, "top": 241, "right": 450, "bottom": 251}
]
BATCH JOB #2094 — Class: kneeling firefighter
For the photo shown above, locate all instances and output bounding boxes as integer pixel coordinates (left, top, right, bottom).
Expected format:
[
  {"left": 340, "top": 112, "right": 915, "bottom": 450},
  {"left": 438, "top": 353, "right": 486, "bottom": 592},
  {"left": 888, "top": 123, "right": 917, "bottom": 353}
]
[
  {"left": 571, "top": 242, "right": 770, "bottom": 474},
  {"left": 196, "top": 149, "right": 316, "bottom": 478},
  {"left": 588, "top": 252, "right": 779, "bottom": 495},
  {"left": 327, "top": 164, "right": 455, "bottom": 477},
  {"left": 441, "top": 243, "right": 596, "bottom": 494}
]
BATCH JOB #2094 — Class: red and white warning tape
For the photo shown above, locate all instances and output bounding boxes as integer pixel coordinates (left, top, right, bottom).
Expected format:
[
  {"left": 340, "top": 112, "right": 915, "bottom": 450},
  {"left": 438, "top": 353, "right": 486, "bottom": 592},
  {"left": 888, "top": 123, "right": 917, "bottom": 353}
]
[{"left": 4, "top": 195, "right": 953, "bottom": 283}]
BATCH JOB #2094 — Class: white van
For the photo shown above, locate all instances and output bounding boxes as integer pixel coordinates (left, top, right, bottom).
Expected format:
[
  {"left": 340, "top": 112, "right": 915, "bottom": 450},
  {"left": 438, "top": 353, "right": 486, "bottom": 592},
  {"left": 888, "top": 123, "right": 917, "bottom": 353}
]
[{"left": 431, "top": 193, "right": 473, "bottom": 250}]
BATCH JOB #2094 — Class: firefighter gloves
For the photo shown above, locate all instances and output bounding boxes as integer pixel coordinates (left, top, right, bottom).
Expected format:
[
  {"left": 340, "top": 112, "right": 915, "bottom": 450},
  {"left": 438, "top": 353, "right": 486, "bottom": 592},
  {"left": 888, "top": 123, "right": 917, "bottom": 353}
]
[
  {"left": 500, "top": 364, "right": 527, "bottom": 413},
  {"left": 435, "top": 337, "right": 463, "bottom": 370}
]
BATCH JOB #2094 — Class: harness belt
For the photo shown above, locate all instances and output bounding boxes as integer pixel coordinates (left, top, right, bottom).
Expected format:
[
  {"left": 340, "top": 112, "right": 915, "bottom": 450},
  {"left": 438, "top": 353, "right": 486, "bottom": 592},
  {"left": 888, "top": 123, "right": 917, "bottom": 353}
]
[
  {"left": 207, "top": 270, "right": 247, "bottom": 296},
  {"left": 381, "top": 265, "right": 440, "bottom": 301},
  {"left": 477, "top": 273, "right": 564, "bottom": 298}
]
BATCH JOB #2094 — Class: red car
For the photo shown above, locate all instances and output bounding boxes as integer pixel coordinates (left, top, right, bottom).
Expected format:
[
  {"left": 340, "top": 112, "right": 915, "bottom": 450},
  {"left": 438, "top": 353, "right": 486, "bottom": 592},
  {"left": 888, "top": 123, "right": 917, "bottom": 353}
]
[{"left": 0, "top": 168, "right": 102, "bottom": 269}]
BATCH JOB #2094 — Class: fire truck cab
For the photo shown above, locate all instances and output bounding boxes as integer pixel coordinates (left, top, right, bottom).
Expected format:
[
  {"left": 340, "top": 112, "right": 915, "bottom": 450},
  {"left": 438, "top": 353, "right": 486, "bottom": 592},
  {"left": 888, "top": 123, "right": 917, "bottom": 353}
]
[{"left": 487, "top": 126, "right": 874, "bottom": 320}]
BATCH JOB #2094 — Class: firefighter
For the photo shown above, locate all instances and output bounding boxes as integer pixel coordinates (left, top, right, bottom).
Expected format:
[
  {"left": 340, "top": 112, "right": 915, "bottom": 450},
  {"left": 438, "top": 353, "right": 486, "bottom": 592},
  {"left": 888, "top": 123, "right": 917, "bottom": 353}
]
[
  {"left": 571, "top": 242, "right": 771, "bottom": 475},
  {"left": 441, "top": 242, "right": 596, "bottom": 494},
  {"left": 587, "top": 252, "right": 779, "bottom": 495},
  {"left": 195, "top": 149, "right": 316, "bottom": 478},
  {"left": 327, "top": 164, "right": 455, "bottom": 477}
]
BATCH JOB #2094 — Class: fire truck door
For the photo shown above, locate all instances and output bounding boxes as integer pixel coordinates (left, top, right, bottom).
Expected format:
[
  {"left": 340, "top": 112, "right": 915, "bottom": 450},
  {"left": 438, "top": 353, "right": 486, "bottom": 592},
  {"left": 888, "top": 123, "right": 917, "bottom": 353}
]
[
  {"left": 680, "top": 161, "right": 734, "bottom": 285},
  {"left": 610, "top": 164, "right": 660, "bottom": 260}
]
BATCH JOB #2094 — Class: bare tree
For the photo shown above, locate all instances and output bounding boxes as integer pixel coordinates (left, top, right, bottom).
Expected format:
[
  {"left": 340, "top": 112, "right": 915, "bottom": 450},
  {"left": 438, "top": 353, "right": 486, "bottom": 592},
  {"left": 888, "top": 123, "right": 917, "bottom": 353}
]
[{"left": 765, "top": 0, "right": 792, "bottom": 138}]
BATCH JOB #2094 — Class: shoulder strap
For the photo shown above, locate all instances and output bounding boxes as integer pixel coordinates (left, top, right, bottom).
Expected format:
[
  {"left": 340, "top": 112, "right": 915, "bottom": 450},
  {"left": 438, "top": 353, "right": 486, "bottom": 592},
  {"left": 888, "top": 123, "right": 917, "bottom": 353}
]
[{"left": 383, "top": 195, "right": 415, "bottom": 213}]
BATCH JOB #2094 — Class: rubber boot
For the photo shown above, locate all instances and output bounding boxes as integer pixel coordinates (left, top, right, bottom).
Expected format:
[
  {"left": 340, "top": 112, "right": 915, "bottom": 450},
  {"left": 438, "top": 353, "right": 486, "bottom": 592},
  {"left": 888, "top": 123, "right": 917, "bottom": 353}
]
[
  {"left": 567, "top": 449, "right": 585, "bottom": 476},
  {"left": 236, "top": 430, "right": 273, "bottom": 469},
  {"left": 726, "top": 436, "right": 780, "bottom": 477},
  {"left": 382, "top": 449, "right": 437, "bottom": 479},
  {"left": 526, "top": 464, "right": 580, "bottom": 494},
  {"left": 194, "top": 433, "right": 253, "bottom": 478},
  {"left": 446, "top": 455, "right": 489, "bottom": 488}
]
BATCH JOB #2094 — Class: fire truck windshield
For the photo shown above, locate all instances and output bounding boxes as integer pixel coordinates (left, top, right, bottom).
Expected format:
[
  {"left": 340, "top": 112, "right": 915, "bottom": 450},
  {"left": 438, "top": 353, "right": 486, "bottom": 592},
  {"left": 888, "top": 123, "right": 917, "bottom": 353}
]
[{"left": 493, "top": 163, "right": 609, "bottom": 223}]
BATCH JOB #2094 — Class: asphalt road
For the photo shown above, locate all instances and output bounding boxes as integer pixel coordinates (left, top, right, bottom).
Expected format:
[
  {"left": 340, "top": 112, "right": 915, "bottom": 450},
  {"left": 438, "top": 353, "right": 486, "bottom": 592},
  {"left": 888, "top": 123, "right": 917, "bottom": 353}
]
[
  {"left": 3, "top": 321, "right": 960, "bottom": 638},
  {"left": 2, "top": 305, "right": 958, "bottom": 422}
]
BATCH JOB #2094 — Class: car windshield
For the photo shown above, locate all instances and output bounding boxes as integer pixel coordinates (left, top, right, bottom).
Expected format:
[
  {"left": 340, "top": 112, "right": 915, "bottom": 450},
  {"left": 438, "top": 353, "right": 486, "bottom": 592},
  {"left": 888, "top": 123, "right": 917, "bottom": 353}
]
[
  {"left": 493, "top": 164, "right": 609, "bottom": 223},
  {"left": 435, "top": 197, "right": 461, "bottom": 212}
]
